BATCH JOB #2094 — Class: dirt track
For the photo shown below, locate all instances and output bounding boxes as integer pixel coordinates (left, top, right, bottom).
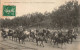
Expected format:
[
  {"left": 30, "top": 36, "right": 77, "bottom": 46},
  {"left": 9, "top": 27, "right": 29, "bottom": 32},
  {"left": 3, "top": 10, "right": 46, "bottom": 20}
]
[{"left": 0, "top": 32, "right": 80, "bottom": 50}]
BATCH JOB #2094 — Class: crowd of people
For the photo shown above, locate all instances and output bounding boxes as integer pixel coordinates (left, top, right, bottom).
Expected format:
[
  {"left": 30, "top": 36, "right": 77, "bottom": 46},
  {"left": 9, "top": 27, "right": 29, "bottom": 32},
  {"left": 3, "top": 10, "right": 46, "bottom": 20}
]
[{"left": 0, "top": 26, "right": 79, "bottom": 47}]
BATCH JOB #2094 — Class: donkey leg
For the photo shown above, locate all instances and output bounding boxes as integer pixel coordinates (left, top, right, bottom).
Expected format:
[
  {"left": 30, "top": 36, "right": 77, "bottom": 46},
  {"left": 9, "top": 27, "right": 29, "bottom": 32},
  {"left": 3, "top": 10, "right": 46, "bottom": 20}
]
[
  {"left": 22, "top": 40, "right": 23, "bottom": 44},
  {"left": 71, "top": 38, "right": 73, "bottom": 44},
  {"left": 22, "top": 39, "right": 25, "bottom": 44},
  {"left": 51, "top": 39, "right": 53, "bottom": 45},
  {"left": 23, "top": 40, "right": 25, "bottom": 44},
  {"left": 54, "top": 41, "right": 56, "bottom": 45},
  {"left": 60, "top": 43, "right": 63, "bottom": 48},
  {"left": 36, "top": 41, "right": 38, "bottom": 46},
  {"left": 3, "top": 38, "right": 5, "bottom": 41},
  {"left": 9, "top": 36, "right": 10, "bottom": 39},
  {"left": 16, "top": 38, "right": 17, "bottom": 42},
  {"left": 74, "top": 36, "right": 77, "bottom": 40},
  {"left": 57, "top": 42, "right": 59, "bottom": 48},
  {"left": 40, "top": 41, "right": 44, "bottom": 47},
  {"left": 19, "top": 39, "right": 20, "bottom": 44},
  {"left": 12, "top": 36, "right": 13, "bottom": 41},
  {"left": 42, "top": 41, "right": 44, "bottom": 47}
]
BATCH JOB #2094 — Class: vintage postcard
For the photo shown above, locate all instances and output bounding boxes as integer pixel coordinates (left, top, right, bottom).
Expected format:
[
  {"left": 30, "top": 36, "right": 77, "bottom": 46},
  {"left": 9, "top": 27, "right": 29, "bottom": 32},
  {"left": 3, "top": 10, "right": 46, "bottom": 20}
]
[{"left": 0, "top": 0, "right": 80, "bottom": 50}]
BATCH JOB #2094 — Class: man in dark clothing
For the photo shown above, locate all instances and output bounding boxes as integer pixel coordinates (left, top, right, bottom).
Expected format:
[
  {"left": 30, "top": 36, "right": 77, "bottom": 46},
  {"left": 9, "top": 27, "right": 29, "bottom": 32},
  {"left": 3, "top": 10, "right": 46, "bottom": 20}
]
[
  {"left": 67, "top": 29, "right": 73, "bottom": 37},
  {"left": 58, "top": 30, "right": 63, "bottom": 38},
  {"left": 43, "top": 29, "right": 46, "bottom": 33}
]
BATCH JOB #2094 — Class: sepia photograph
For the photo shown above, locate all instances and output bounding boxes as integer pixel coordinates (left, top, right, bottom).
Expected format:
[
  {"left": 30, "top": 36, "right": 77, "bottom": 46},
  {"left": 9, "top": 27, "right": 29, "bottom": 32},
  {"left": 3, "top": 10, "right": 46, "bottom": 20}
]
[{"left": 0, "top": 0, "right": 80, "bottom": 50}]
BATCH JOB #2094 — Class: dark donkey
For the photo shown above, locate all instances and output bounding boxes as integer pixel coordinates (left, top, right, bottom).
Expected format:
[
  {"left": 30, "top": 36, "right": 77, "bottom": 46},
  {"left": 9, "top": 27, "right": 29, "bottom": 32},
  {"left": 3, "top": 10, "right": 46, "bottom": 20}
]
[
  {"left": 7, "top": 29, "right": 13, "bottom": 39},
  {"left": 35, "top": 34, "right": 47, "bottom": 47},
  {"left": 53, "top": 31, "right": 66, "bottom": 48},
  {"left": 17, "top": 30, "right": 27, "bottom": 44},
  {"left": 17, "top": 34, "right": 27, "bottom": 44}
]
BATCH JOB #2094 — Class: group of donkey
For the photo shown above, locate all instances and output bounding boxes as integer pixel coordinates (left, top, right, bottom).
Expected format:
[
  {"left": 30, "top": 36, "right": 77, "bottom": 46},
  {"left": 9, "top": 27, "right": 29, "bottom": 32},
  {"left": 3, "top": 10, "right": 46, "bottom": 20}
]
[{"left": 0, "top": 28, "right": 78, "bottom": 47}]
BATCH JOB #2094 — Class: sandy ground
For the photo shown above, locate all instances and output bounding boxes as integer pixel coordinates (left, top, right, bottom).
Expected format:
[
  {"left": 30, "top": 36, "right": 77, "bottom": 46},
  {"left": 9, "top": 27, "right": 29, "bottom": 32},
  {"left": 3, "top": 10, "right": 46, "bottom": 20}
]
[{"left": 0, "top": 32, "right": 80, "bottom": 50}]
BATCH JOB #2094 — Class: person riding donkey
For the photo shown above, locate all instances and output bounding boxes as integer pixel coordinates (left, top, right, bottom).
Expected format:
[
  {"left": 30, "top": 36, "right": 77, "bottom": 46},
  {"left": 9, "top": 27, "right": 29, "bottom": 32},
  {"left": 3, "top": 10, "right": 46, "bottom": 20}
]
[
  {"left": 7, "top": 29, "right": 13, "bottom": 39},
  {"left": 43, "top": 28, "right": 50, "bottom": 38},
  {"left": 1, "top": 28, "right": 7, "bottom": 40},
  {"left": 67, "top": 28, "right": 75, "bottom": 43},
  {"left": 58, "top": 30, "right": 63, "bottom": 38},
  {"left": 16, "top": 27, "right": 27, "bottom": 44}
]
